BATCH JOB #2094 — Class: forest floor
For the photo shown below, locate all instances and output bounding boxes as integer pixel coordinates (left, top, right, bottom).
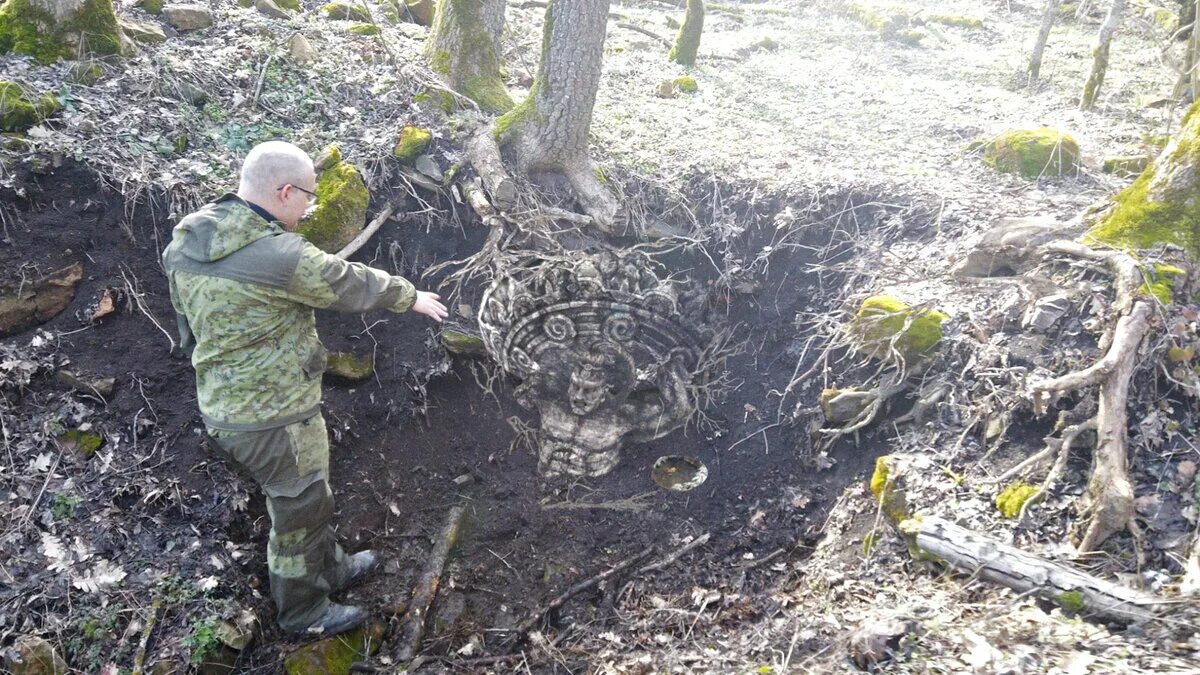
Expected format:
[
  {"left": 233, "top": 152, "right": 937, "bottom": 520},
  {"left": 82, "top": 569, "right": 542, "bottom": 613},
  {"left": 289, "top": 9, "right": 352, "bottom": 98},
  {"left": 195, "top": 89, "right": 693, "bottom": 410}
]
[{"left": 1, "top": 0, "right": 1198, "bottom": 673}]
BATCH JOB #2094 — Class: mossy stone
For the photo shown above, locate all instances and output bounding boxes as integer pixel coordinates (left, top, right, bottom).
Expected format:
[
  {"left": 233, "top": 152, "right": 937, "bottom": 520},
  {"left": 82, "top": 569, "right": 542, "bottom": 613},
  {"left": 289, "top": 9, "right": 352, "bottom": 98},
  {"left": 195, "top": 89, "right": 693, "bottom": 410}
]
[
  {"left": 141, "top": 0, "right": 165, "bottom": 13},
  {"left": 324, "top": 352, "right": 374, "bottom": 383},
  {"left": 321, "top": 2, "right": 371, "bottom": 21},
  {"left": 995, "top": 480, "right": 1038, "bottom": 518},
  {"left": 0, "top": 0, "right": 124, "bottom": 64},
  {"left": 440, "top": 329, "right": 486, "bottom": 357},
  {"left": 672, "top": 75, "right": 697, "bottom": 93},
  {"left": 276, "top": 0, "right": 300, "bottom": 9},
  {"left": 283, "top": 623, "right": 384, "bottom": 675},
  {"left": 0, "top": 82, "right": 60, "bottom": 133},
  {"left": 1084, "top": 100, "right": 1200, "bottom": 257},
  {"left": 853, "top": 295, "right": 947, "bottom": 361},
  {"left": 297, "top": 159, "right": 369, "bottom": 253},
  {"left": 314, "top": 144, "right": 341, "bottom": 171},
  {"left": 60, "top": 428, "right": 103, "bottom": 456},
  {"left": 1102, "top": 155, "right": 1150, "bottom": 177},
  {"left": 394, "top": 124, "right": 432, "bottom": 163},
  {"left": 348, "top": 23, "right": 380, "bottom": 35},
  {"left": 982, "top": 128, "right": 1081, "bottom": 179}
]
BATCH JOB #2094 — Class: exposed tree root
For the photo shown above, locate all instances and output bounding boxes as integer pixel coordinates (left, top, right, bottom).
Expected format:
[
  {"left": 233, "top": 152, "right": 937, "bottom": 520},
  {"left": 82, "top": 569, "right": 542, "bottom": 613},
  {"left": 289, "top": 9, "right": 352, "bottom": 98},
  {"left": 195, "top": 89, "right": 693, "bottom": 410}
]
[{"left": 1028, "top": 240, "right": 1154, "bottom": 554}]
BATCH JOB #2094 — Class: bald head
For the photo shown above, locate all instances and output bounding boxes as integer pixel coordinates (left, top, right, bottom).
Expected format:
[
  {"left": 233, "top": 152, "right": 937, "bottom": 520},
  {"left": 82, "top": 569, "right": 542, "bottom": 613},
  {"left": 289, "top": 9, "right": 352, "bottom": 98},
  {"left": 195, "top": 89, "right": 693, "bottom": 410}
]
[{"left": 237, "top": 141, "right": 317, "bottom": 230}]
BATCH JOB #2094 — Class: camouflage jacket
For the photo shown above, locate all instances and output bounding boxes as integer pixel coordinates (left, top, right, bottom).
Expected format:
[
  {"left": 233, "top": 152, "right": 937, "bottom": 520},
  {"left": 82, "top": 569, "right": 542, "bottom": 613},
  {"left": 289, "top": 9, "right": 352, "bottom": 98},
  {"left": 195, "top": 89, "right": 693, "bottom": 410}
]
[{"left": 162, "top": 194, "right": 415, "bottom": 431}]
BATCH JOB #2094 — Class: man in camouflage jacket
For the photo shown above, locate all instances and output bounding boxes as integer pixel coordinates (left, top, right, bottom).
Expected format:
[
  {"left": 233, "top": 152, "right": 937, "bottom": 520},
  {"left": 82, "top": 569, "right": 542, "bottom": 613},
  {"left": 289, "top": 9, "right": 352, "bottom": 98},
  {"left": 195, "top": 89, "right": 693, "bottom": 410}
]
[{"left": 162, "top": 141, "right": 448, "bottom": 637}]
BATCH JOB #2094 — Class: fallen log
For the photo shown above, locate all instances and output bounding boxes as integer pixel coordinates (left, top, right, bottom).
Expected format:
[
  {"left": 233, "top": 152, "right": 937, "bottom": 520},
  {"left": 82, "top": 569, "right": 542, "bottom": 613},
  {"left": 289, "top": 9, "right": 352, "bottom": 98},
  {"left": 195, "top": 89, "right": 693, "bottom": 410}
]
[
  {"left": 395, "top": 504, "right": 467, "bottom": 663},
  {"left": 898, "top": 516, "right": 1159, "bottom": 623},
  {"left": 465, "top": 130, "right": 517, "bottom": 209}
]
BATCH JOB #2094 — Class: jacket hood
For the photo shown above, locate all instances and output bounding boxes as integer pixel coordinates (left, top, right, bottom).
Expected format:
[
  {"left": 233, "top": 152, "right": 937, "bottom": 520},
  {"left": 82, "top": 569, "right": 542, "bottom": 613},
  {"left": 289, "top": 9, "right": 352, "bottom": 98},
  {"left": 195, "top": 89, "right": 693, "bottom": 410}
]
[{"left": 168, "top": 194, "right": 282, "bottom": 263}]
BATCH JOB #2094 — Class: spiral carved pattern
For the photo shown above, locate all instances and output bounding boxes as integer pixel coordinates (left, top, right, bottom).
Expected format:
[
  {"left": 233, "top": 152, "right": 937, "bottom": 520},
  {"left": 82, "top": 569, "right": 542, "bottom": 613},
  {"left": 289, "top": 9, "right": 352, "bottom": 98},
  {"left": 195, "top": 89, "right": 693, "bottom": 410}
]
[
  {"left": 543, "top": 314, "right": 577, "bottom": 342},
  {"left": 602, "top": 313, "right": 638, "bottom": 342}
]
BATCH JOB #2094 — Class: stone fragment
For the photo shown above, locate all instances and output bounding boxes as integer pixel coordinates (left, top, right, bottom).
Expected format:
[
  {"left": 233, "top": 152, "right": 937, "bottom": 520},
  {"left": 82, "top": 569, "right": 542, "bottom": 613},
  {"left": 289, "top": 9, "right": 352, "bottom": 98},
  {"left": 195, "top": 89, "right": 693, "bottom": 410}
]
[
  {"left": 298, "top": 146, "right": 369, "bottom": 252},
  {"left": 282, "top": 623, "right": 384, "bottom": 675},
  {"left": 255, "top": 0, "right": 293, "bottom": 19},
  {"left": 393, "top": 124, "right": 431, "bottom": 163},
  {"left": 214, "top": 610, "right": 258, "bottom": 650},
  {"left": 288, "top": 33, "right": 317, "bottom": 63},
  {"left": 67, "top": 63, "right": 104, "bottom": 86},
  {"left": 819, "top": 387, "right": 869, "bottom": 424},
  {"left": 1102, "top": 155, "right": 1150, "bottom": 177},
  {"left": 56, "top": 370, "right": 116, "bottom": 397},
  {"left": 348, "top": 23, "right": 381, "bottom": 35},
  {"left": 1022, "top": 293, "right": 1071, "bottom": 332},
  {"left": 402, "top": 0, "right": 435, "bottom": 25},
  {"left": 852, "top": 295, "right": 947, "bottom": 361},
  {"left": 672, "top": 75, "right": 698, "bottom": 93},
  {"left": 0, "top": 263, "right": 83, "bottom": 338},
  {"left": 847, "top": 616, "right": 921, "bottom": 669},
  {"left": 162, "top": 4, "right": 214, "bottom": 30},
  {"left": 2, "top": 635, "right": 68, "bottom": 675},
  {"left": 324, "top": 352, "right": 374, "bottom": 383},
  {"left": 58, "top": 428, "right": 104, "bottom": 456},
  {"left": 118, "top": 19, "right": 168, "bottom": 43},
  {"left": 655, "top": 80, "right": 677, "bottom": 98},
  {"left": 440, "top": 329, "right": 486, "bottom": 357},
  {"left": 981, "top": 128, "right": 1081, "bottom": 179},
  {"left": 321, "top": 2, "right": 371, "bottom": 21}
]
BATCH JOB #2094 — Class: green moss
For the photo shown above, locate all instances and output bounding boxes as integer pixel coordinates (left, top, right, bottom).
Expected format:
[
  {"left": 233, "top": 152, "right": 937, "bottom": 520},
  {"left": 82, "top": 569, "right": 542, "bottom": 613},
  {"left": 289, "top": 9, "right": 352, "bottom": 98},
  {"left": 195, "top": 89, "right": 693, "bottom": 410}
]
[
  {"left": 495, "top": 83, "right": 542, "bottom": 144},
  {"left": 0, "top": 82, "right": 61, "bottom": 132},
  {"left": 1139, "top": 263, "right": 1185, "bottom": 304},
  {"left": 321, "top": 2, "right": 371, "bottom": 21},
  {"left": 60, "top": 428, "right": 103, "bottom": 456},
  {"left": 854, "top": 295, "right": 947, "bottom": 360},
  {"left": 1056, "top": 590, "right": 1085, "bottom": 613},
  {"left": 441, "top": 329, "right": 486, "bottom": 357},
  {"left": 67, "top": 63, "right": 104, "bottom": 85},
  {"left": 314, "top": 144, "right": 341, "bottom": 170},
  {"left": 283, "top": 623, "right": 383, "bottom": 674},
  {"left": 1168, "top": 346, "right": 1195, "bottom": 363},
  {"left": 462, "top": 73, "right": 515, "bottom": 113},
  {"left": 870, "top": 456, "right": 911, "bottom": 524},
  {"left": 895, "top": 28, "right": 925, "bottom": 46},
  {"left": 926, "top": 14, "right": 983, "bottom": 29},
  {"left": 298, "top": 160, "right": 369, "bottom": 252},
  {"left": 1102, "top": 155, "right": 1150, "bottom": 177},
  {"left": 324, "top": 352, "right": 374, "bottom": 382},
  {"left": 394, "top": 124, "right": 432, "bottom": 163},
  {"left": 424, "top": 0, "right": 514, "bottom": 113},
  {"left": 429, "top": 49, "right": 451, "bottom": 75},
  {"left": 0, "top": 0, "right": 123, "bottom": 64},
  {"left": 348, "top": 23, "right": 381, "bottom": 35},
  {"left": 672, "top": 75, "right": 698, "bottom": 93},
  {"left": 995, "top": 481, "right": 1039, "bottom": 518},
  {"left": 982, "top": 128, "right": 1081, "bottom": 179},
  {"left": 275, "top": 0, "right": 300, "bottom": 9},
  {"left": 142, "top": 0, "right": 164, "bottom": 13},
  {"left": 668, "top": 0, "right": 704, "bottom": 65}
]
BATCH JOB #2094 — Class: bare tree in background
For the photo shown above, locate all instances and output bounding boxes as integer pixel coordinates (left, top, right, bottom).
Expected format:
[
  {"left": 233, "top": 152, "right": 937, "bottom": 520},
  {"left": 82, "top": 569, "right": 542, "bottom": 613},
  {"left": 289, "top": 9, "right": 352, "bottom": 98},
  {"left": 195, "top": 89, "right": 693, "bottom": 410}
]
[
  {"left": 669, "top": 0, "right": 704, "bottom": 66},
  {"left": 424, "top": 0, "right": 514, "bottom": 113},
  {"left": 1028, "top": 0, "right": 1063, "bottom": 82},
  {"left": 496, "top": 0, "right": 619, "bottom": 229},
  {"left": 1080, "top": 0, "right": 1128, "bottom": 109}
]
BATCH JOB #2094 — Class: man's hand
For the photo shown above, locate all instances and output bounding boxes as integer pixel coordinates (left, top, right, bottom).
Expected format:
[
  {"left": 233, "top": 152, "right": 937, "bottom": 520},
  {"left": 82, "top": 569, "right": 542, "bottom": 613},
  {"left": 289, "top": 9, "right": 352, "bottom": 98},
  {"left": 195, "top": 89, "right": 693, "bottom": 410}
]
[{"left": 412, "top": 291, "right": 449, "bottom": 322}]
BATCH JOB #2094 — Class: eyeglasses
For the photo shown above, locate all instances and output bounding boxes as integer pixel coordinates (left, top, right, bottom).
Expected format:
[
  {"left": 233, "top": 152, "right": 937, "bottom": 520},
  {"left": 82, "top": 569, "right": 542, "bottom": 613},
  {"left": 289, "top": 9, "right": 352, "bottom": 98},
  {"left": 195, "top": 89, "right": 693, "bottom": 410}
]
[{"left": 278, "top": 184, "right": 318, "bottom": 202}]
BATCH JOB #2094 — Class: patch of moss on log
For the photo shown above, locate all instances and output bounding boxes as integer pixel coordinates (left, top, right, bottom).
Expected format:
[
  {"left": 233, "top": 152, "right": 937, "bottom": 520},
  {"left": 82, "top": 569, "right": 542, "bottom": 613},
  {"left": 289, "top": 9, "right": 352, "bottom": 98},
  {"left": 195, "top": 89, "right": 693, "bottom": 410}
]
[
  {"left": 995, "top": 480, "right": 1038, "bottom": 518},
  {"left": 298, "top": 155, "right": 369, "bottom": 252},
  {"left": 0, "top": 0, "right": 124, "bottom": 64},
  {"left": 0, "top": 82, "right": 61, "bottom": 132},
  {"left": 982, "top": 128, "right": 1081, "bottom": 179},
  {"left": 1056, "top": 590, "right": 1085, "bottom": 613},
  {"left": 853, "top": 295, "right": 947, "bottom": 361},
  {"left": 394, "top": 124, "right": 431, "bottom": 163},
  {"left": 1084, "top": 101, "right": 1200, "bottom": 257}
]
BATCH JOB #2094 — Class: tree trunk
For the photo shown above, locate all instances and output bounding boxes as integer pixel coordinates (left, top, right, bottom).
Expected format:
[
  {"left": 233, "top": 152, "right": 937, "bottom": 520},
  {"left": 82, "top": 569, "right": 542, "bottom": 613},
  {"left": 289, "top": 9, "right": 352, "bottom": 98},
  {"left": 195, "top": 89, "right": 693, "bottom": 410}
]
[
  {"left": 1028, "top": 0, "right": 1062, "bottom": 81},
  {"left": 1080, "top": 0, "right": 1127, "bottom": 109},
  {"left": 496, "top": 0, "right": 619, "bottom": 229},
  {"left": 0, "top": 0, "right": 128, "bottom": 64},
  {"left": 668, "top": 0, "right": 704, "bottom": 66},
  {"left": 424, "top": 0, "right": 514, "bottom": 113}
]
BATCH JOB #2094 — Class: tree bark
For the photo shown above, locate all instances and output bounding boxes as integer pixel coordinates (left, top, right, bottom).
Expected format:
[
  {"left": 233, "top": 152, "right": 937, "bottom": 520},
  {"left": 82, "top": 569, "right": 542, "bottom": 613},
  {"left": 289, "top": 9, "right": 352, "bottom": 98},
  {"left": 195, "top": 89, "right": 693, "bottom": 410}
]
[
  {"left": 424, "top": 0, "right": 514, "bottom": 113},
  {"left": 0, "top": 0, "right": 129, "bottom": 64},
  {"left": 496, "top": 0, "right": 619, "bottom": 230},
  {"left": 1028, "top": 0, "right": 1062, "bottom": 81},
  {"left": 1080, "top": 0, "right": 1127, "bottom": 109},
  {"left": 668, "top": 0, "right": 704, "bottom": 66}
]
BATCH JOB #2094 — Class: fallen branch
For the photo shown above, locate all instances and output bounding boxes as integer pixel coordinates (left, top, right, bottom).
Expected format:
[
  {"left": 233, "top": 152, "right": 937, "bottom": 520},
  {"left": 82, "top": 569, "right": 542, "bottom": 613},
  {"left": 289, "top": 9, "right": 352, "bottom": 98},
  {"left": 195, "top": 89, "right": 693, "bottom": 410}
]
[
  {"left": 1185, "top": 534, "right": 1200, "bottom": 597},
  {"left": 898, "top": 516, "right": 1159, "bottom": 623},
  {"left": 638, "top": 533, "right": 711, "bottom": 574},
  {"left": 336, "top": 203, "right": 397, "bottom": 260},
  {"left": 130, "top": 598, "right": 162, "bottom": 675},
  {"left": 395, "top": 505, "right": 467, "bottom": 663},
  {"left": 513, "top": 546, "right": 654, "bottom": 638},
  {"left": 616, "top": 21, "right": 671, "bottom": 46}
]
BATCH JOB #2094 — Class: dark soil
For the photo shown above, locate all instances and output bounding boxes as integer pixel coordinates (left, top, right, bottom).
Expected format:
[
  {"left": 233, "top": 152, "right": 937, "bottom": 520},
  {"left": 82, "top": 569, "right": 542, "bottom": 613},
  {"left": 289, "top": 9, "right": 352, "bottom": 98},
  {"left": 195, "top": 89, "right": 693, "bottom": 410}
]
[{"left": 0, "top": 163, "right": 920, "bottom": 670}]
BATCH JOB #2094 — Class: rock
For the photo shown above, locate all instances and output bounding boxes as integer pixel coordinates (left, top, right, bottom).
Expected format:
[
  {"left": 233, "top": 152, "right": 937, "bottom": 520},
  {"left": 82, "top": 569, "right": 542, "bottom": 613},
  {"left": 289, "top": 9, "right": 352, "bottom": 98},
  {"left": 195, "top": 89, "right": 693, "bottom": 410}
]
[
  {"left": 452, "top": 473, "right": 475, "bottom": 486},
  {"left": 672, "top": 75, "right": 697, "bottom": 93},
  {"left": 162, "top": 4, "right": 214, "bottom": 30},
  {"left": 149, "top": 661, "right": 184, "bottom": 675},
  {"left": 324, "top": 352, "right": 374, "bottom": 383},
  {"left": 255, "top": 0, "right": 293, "bottom": 19},
  {"left": 0, "top": 0, "right": 124, "bottom": 64},
  {"left": 1022, "top": 293, "right": 1072, "bottom": 332},
  {"left": 655, "top": 80, "right": 678, "bottom": 98},
  {"left": 0, "top": 263, "right": 83, "bottom": 338},
  {"left": 313, "top": 143, "right": 341, "bottom": 170},
  {"left": 953, "top": 215, "right": 1065, "bottom": 277},
  {"left": 214, "top": 610, "right": 258, "bottom": 650},
  {"left": 440, "top": 329, "right": 486, "bottom": 357},
  {"left": 298, "top": 147, "right": 369, "bottom": 252},
  {"left": 138, "top": 0, "right": 166, "bottom": 14},
  {"left": 749, "top": 36, "right": 779, "bottom": 52},
  {"left": 847, "top": 616, "right": 920, "bottom": 669},
  {"left": 393, "top": 124, "right": 432, "bottom": 163},
  {"left": 321, "top": 2, "right": 371, "bottom": 21},
  {"left": 287, "top": 33, "right": 317, "bottom": 64},
  {"left": 402, "top": 0, "right": 435, "bottom": 25},
  {"left": 852, "top": 295, "right": 947, "bottom": 361},
  {"left": 58, "top": 428, "right": 103, "bottom": 456},
  {"left": 55, "top": 370, "right": 116, "bottom": 397},
  {"left": 0, "top": 82, "right": 60, "bottom": 133},
  {"left": 118, "top": 19, "right": 168, "bottom": 43},
  {"left": 282, "top": 623, "right": 385, "bottom": 675},
  {"left": 1102, "top": 154, "right": 1151, "bottom": 177},
  {"left": 3, "top": 636, "right": 67, "bottom": 675},
  {"left": 981, "top": 128, "right": 1081, "bottom": 179},
  {"left": 348, "top": 23, "right": 380, "bottom": 35},
  {"left": 819, "top": 387, "right": 869, "bottom": 424},
  {"left": 413, "top": 154, "right": 442, "bottom": 182}
]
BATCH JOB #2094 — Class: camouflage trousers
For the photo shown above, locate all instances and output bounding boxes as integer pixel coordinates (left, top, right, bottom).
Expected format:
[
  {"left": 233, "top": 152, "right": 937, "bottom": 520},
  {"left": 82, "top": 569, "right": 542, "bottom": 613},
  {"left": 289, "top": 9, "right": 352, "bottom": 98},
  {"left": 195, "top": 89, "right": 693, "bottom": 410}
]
[{"left": 208, "top": 414, "right": 350, "bottom": 633}]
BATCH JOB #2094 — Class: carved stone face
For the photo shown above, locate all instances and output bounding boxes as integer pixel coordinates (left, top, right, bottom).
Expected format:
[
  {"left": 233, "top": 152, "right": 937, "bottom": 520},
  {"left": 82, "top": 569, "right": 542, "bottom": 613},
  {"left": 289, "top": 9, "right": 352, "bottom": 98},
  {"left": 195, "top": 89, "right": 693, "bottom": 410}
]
[{"left": 479, "top": 251, "right": 707, "bottom": 479}]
